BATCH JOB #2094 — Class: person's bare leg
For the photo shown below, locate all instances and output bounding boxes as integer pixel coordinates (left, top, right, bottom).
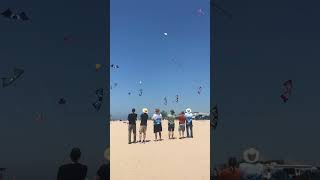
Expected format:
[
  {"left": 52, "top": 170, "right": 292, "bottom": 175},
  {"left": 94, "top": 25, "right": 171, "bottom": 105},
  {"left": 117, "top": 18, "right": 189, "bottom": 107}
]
[
  {"left": 139, "top": 132, "right": 142, "bottom": 142},
  {"left": 172, "top": 131, "right": 174, "bottom": 139},
  {"left": 179, "top": 131, "right": 181, "bottom": 138},
  {"left": 168, "top": 131, "right": 171, "bottom": 139},
  {"left": 159, "top": 132, "right": 162, "bottom": 140},
  {"left": 143, "top": 132, "right": 146, "bottom": 142},
  {"left": 155, "top": 133, "right": 157, "bottom": 141}
]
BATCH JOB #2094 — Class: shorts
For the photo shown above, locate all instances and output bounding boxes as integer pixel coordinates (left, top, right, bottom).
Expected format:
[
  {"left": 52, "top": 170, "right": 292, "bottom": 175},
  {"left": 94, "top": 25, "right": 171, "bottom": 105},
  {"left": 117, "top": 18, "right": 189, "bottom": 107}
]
[
  {"left": 154, "top": 124, "right": 162, "bottom": 133},
  {"left": 179, "top": 124, "right": 185, "bottom": 131},
  {"left": 139, "top": 125, "right": 147, "bottom": 134},
  {"left": 168, "top": 124, "right": 175, "bottom": 131}
]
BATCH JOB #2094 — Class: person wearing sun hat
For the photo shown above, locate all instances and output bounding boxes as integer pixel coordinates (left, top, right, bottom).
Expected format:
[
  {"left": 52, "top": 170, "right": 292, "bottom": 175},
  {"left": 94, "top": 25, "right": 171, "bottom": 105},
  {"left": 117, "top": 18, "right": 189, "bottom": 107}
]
[
  {"left": 239, "top": 148, "right": 264, "bottom": 180},
  {"left": 184, "top": 108, "right": 193, "bottom": 138},
  {"left": 152, "top": 108, "right": 163, "bottom": 141},
  {"left": 138, "top": 108, "right": 149, "bottom": 143}
]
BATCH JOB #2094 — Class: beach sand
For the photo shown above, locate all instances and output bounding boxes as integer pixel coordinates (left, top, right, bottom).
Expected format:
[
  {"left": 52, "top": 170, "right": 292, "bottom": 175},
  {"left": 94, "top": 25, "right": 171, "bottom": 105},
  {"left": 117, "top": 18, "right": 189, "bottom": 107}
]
[{"left": 111, "top": 120, "right": 210, "bottom": 180}]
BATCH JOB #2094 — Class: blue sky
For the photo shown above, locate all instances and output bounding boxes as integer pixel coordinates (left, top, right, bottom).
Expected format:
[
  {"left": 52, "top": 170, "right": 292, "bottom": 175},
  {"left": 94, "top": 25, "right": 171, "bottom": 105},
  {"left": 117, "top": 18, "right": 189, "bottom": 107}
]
[{"left": 110, "top": 0, "right": 210, "bottom": 119}]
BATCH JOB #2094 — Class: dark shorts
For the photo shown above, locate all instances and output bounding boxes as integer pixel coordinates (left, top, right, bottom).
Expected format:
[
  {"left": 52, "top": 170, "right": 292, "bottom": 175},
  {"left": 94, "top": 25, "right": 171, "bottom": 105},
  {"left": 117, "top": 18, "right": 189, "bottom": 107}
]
[
  {"left": 154, "top": 124, "right": 162, "bottom": 133},
  {"left": 168, "top": 124, "right": 175, "bottom": 131}
]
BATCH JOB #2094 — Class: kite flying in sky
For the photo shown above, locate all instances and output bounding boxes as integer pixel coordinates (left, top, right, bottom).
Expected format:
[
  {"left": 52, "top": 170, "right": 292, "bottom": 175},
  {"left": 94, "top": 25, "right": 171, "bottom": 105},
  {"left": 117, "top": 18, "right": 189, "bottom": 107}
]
[
  {"left": 2, "top": 68, "right": 24, "bottom": 88},
  {"left": 1, "top": 9, "right": 30, "bottom": 21},
  {"left": 92, "top": 88, "right": 103, "bottom": 111},
  {"left": 58, "top": 98, "right": 66, "bottom": 105},
  {"left": 280, "top": 80, "right": 293, "bottom": 103}
]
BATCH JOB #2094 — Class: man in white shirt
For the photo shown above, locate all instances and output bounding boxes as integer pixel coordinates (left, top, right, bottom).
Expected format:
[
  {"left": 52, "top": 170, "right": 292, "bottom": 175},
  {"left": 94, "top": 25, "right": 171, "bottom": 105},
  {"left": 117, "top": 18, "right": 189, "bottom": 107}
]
[
  {"left": 152, "top": 108, "right": 163, "bottom": 141},
  {"left": 239, "top": 148, "right": 264, "bottom": 180}
]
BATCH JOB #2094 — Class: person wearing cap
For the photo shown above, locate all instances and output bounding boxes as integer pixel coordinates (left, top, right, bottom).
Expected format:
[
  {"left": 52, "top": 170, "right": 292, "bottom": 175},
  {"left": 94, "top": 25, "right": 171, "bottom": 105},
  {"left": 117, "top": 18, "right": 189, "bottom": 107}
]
[
  {"left": 167, "top": 110, "right": 176, "bottom": 139},
  {"left": 239, "top": 148, "right": 264, "bottom": 180},
  {"left": 178, "top": 111, "right": 186, "bottom": 139},
  {"left": 218, "top": 157, "right": 241, "bottom": 180},
  {"left": 138, "top": 108, "right": 149, "bottom": 143},
  {"left": 152, "top": 108, "right": 163, "bottom": 141},
  {"left": 128, "top": 108, "right": 137, "bottom": 144},
  {"left": 184, "top": 108, "right": 193, "bottom": 138},
  {"left": 57, "top": 147, "right": 88, "bottom": 180}
]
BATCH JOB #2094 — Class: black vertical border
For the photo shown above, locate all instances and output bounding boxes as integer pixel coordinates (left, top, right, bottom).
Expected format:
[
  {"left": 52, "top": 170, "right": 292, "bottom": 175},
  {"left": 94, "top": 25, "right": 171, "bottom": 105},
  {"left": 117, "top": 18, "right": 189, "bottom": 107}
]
[{"left": 105, "top": 0, "right": 111, "bottom": 174}]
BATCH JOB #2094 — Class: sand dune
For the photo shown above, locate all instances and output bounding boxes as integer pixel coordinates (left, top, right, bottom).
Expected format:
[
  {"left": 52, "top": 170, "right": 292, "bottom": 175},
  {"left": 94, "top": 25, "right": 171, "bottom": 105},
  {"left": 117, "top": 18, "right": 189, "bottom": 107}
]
[{"left": 111, "top": 120, "right": 210, "bottom": 180}]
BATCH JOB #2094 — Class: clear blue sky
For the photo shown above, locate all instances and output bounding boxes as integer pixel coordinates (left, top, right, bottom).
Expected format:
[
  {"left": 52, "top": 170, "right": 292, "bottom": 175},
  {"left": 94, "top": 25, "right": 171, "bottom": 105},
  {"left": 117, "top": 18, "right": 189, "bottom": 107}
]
[{"left": 110, "top": 0, "right": 210, "bottom": 119}]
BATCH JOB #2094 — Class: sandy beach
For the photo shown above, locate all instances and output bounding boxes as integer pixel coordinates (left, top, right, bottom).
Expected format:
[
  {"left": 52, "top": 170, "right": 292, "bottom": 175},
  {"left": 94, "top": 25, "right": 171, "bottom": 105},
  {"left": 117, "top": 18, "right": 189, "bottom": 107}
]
[{"left": 110, "top": 119, "right": 210, "bottom": 180}]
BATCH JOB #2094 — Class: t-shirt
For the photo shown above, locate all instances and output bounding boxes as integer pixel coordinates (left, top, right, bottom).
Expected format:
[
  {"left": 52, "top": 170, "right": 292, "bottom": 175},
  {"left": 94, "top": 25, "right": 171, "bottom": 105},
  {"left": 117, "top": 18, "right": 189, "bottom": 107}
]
[
  {"left": 185, "top": 113, "right": 193, "bottom": 124},
  {"left": 140, "top": 113, "right": 148, "bottom": 126},
  {"left": 178, "top": 115, "right": 186, "bottom": 124},
  {"left": 219, "top": 168, "right": 241, "bottom": 180},
  {"left": 127, "top": 113, "right": 137, "bottom": 125},
  {"left": 239, "top": 163, "right": 264, "bottom": 180},
  {"left": 57, "top": 163, "right": 87, "bottom": 180},
  {"left": 152, "top": 113, "right": 162, "bottom": 125},
  {"left": 96, "top": 163, "right": 109, "bottom": 180},
  {"left": 167, "top": 114, "right": 175, "bottom": 125}
]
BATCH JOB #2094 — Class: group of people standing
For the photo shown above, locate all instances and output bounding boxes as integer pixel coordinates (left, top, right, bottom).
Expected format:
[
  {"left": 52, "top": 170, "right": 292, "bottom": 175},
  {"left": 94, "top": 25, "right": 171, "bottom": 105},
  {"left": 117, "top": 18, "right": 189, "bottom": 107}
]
[{"left": 127, "top": 107, "right": 194, "bottom": 144}]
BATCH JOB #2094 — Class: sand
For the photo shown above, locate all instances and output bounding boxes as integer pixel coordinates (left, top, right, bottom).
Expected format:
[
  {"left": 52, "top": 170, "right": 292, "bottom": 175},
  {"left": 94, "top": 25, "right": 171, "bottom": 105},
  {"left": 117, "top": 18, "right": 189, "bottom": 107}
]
[{"left": 110, "top": 120, "right": 210, "bottom": 180}]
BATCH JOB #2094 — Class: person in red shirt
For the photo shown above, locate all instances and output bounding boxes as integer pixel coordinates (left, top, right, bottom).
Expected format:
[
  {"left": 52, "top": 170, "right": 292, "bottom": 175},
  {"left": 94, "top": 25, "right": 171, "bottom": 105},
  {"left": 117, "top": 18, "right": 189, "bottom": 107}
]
[
  {"left": 218, "top": 157, "right": 240, "bottom": 180},
  {"left": 178, "top": 112, "right": 186, "bottom": 139}
]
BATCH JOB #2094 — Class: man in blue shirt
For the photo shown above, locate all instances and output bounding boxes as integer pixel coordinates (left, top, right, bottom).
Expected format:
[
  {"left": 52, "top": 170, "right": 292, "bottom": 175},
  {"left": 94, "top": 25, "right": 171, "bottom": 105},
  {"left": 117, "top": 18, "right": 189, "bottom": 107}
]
[{"left": 185, "top": 108, "right": 193, "bottom": 138}]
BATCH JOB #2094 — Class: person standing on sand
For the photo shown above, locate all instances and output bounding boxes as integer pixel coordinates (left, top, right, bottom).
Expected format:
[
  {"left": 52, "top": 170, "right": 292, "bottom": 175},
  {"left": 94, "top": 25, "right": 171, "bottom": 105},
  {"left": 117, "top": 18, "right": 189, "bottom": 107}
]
[
  {"left": 167, "top": 110, "right": 176, "bottom": 139},
  {"left": 138, "top": 108, "right": 149, "bottom": 143},
  {"left": 152, "top": 108, "right": 162, "bottom": 141},
  {"left": 128, "top": 108, "right": 137, "bottom": 144},
  {"left": 185, "top": 108, "right": 193, "bottom": 138},
  {"left": 178, "top": 111, "right": 186, "bottom": 139}
]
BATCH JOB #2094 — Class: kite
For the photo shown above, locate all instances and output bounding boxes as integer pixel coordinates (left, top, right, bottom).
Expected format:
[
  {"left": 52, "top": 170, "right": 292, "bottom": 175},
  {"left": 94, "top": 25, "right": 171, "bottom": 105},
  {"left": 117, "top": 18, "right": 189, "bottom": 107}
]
[
  {"left": 138, "top": 89, "right": 143, "bottom": 96},
  {"left": 164, "top": 32, "right": 168, "bottom": 36},
  {"left": 280, "top": 80, "right": 293, "bottom": 103},
  {"left": 110, "top": 64, "right": 119, "bottom": 69},
  {"left": 164, "top": 97, "right": 167, "bottom": 105},
  {"left": 110, "top": 82, "right": 118, "bottom": 90},
  {"left": 197, "top": 8, "right": 205, "bottom": 16},
  {"left": 197, "top": 86, "right": 203, "bottom": 95},
  {"left": 2, "top": 68, "right": 24, "bottom": 88},
  {"left": 175, "top": 95, "right": 179, "bottom": 103},
  {"left": 210, "top": 105, "right": 218, "bottom": 129},
  {"left": 92, "top": 88, "right": 103, "bottom": 111},
  {"left": 1, "top": 9, "right": 29, "bottom": 21},
  {"left": 58, "top": 98, "right": 66, "bottom": 104}
]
